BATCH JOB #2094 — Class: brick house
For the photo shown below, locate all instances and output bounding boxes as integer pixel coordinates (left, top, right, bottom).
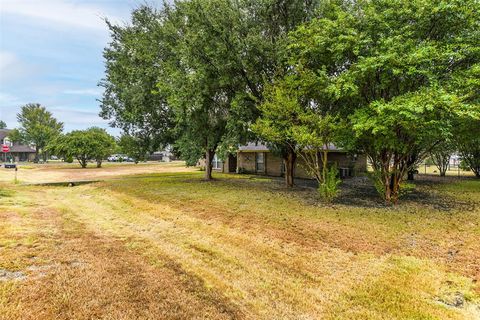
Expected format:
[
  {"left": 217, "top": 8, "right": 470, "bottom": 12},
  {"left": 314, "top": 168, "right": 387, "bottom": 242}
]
[
  {"left": 0, "top": 129, "right": 36, "bottom": 162},
  {"left": 212, "top": 142, "right": 367, "bottom": 178}
]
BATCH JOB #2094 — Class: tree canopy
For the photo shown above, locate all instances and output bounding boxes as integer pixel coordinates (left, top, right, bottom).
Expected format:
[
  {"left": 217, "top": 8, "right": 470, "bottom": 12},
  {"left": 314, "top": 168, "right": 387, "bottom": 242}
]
[
  {"left": 100, "top": 0, "right": 480, "bottom": 203},
  {"left": 16, "top": 103, "right": 64, "bottom": 161},
  {"left": 255, "top": 0, "right": 480, "bottom": 203},
  {"left": 101, "top": 0, "right": 321, "bottom": 180},
  {"left": 49, "top": 127, "right": 115, "bottom": 168}
]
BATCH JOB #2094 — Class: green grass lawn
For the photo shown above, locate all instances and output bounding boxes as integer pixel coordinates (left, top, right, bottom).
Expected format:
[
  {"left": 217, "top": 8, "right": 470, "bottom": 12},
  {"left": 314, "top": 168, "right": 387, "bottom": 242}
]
[{"left": 1, "top": 171, "right": 479, "bottom": 319}]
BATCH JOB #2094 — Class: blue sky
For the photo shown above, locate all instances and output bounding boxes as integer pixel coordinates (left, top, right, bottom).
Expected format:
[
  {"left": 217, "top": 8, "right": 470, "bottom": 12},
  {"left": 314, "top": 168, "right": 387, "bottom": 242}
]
[{"left": 0, "top": 0, "right": 147, "bottom": 135}]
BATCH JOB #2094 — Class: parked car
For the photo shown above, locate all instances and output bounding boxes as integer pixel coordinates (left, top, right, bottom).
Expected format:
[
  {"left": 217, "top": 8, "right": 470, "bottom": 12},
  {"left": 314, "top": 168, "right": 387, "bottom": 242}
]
[
  {"left": 107, "top": 154, "right": 120, "bottom": 162},
  {"left": 108, "top": 154, "right": 134, "bottom": 162}
]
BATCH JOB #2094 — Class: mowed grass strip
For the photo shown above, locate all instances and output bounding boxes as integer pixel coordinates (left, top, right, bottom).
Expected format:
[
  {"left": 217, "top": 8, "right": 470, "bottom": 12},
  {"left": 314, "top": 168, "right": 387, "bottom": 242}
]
[
  {"left": 1, "top": 174, "right": 479, "bottom": 319},
  {"left": 0, "top": 186, "right": 241, "bottom": 320}
]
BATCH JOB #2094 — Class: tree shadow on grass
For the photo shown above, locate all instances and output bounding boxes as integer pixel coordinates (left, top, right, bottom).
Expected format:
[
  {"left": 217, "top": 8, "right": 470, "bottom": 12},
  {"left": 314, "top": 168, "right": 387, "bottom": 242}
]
[
  {"left": 334, "top": 176, "right": 477, "bottom": 211},
  {"left": 282, "top": 175, "right": 477, "bottom": 211}
]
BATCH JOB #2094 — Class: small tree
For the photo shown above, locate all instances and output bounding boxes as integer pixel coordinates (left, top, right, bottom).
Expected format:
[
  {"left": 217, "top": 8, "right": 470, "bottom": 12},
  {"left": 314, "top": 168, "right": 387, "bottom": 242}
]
[
  {"left": 351, "top": 90, "right": 460, "bottom": 204},
  {"left": 48, "top": 128, "right": 115, "bottom": 168},
  {"left": 292, "top": 113, "right": 342, "bottom": 201},
  {"left": 6, "top": 128, "right": 24, "bottom": 144},
  {"left": 118, "top": 134, "right": 150, "bottom": 163},
  {"left": 0, "top": 120, "right": 6, "bottom": 129},
  {"left": 17, "top": 103, "right": 63, "bottom": 161},
  {"left": 430, "top": 141, "right": 455, "bottom": 177},
  {"left": 87, "top": 127, "right": 116, "bottom": 168},
  {"left": 252, "top": 82, "right": 300, "bottom": 187}
]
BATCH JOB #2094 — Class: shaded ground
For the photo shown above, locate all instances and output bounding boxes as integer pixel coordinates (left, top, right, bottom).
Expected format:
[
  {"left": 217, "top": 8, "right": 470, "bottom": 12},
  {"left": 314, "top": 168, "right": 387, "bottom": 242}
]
[{"left": 1, "top": 165, "right": 479, "bottom": 319}]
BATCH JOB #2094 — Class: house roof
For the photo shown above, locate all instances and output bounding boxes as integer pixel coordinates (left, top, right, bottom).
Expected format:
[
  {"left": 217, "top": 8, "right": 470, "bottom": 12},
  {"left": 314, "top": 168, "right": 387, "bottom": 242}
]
[
  {"left": 238, "top": 142, "right": 270, "bottom": 152},
  {"left": 0, "top": 129, "right": 36, "bottom": 153},
  {"left": 10, "top": 145, "right": 36, "bottom": 153},
  {"left": 237, "top": 142, "right": 345, "bottom": 152}
]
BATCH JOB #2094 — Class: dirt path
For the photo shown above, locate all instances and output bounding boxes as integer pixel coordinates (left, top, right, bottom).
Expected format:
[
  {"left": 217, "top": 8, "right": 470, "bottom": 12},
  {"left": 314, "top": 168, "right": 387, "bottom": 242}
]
[{"left": 0, "top": 161, "right": 195, "bottom": 184}]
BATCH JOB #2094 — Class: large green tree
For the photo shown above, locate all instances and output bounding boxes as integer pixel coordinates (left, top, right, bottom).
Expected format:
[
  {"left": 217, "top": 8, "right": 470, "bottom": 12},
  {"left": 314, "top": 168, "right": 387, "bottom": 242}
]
[
  {"left": 17, "top": 103, "right": 64, "bottom": 161},
  {"left": 100, "top": 6, "right": 175, "bottom": 160},
  {"left": 451, "top": 62, "right": 480, "bottom": 177},
  {"left": 101, "top": 1, "right": 319, "bottom": 181},
  {"left": 260, "top": 0, "right": 479, "bottom": 203}
]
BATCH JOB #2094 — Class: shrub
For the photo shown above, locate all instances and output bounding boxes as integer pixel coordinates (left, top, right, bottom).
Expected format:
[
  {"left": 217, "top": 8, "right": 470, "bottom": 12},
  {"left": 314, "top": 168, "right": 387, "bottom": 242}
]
[
  {"left": 459, "top": 160, "right": 470, "bottom": 171},
  {"left": 237, "top": 167, "right": 246, "bottom": 174},
  {"left": 318, "top": 164, "right": 341, "bottom": 202},
  {"left": 65, "top": 155, "right": 73, "bottom": 163}
]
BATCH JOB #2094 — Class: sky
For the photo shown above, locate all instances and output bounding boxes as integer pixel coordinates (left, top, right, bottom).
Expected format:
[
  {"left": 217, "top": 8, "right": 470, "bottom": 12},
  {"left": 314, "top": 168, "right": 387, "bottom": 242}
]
[{"left": 0, "top": 0, "right": 147, "bottom": 135}]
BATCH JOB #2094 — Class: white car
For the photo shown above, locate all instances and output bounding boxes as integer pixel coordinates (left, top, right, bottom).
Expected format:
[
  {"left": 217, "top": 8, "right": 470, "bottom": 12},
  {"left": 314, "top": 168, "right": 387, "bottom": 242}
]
[
  {"left": 108, "top": 154, "right": 134, "bottom": 162},
  {"left": 107, "top": 154, "right": 120, "bottom": 162}
]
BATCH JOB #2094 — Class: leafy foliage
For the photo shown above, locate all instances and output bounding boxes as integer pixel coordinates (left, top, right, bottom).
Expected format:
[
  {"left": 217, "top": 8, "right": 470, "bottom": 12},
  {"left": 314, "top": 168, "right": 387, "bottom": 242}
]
[
  {"left": 48, "top": 127, "right": 115, "bottom": 168},
  {"left": 16, "top": 103, "right": 63, "bottom": 161},
  {"left": 430, "top": 141, "right": 455, "bottom": 177},
  {"left": 100, "top": 6, "right": 175, "bottom": 159},
  {"left": 318, "top": 164, "right": 342, "bottom": 202},
  {"left": 264, "top": 0, "right": 480, "bottom": 203},
  {"left": 118, "top": 134, "right": 149, "bottom": 163},
  {"left": 6, "top": 128, "right": 24, "bottom": 144},
  {"left": 101, "top": 1, "right": 320, "bottom": 180},
  {"left": 0, "top": 120, "right": 6, "bottom": 129}
]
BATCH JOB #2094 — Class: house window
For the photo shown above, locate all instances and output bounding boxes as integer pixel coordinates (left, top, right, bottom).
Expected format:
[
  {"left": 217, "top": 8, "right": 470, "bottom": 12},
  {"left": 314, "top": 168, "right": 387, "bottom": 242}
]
[
  {"left": 212, "top": 154, "right": 223, "bottom": 170},
  {"left": 256, "top": 152, "right": 265, "bottom": 172}
]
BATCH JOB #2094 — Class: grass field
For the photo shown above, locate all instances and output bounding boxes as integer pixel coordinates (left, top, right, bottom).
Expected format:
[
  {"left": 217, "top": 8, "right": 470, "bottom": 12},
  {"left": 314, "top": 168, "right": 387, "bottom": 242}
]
[{"left": 0, "top": 164, "right": 479, "bottom": 319}]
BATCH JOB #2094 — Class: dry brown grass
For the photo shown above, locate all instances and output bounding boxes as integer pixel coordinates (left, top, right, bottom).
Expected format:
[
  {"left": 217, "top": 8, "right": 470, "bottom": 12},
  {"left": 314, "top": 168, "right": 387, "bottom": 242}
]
[
  {"left": 1, "top": 168, "right": 479, "bottom": 319},
  {"left": 0, "top": 161, "right": 194, "bottom": 184},
  {"left": 0, "top": 188, "right": 239, "bottom": 320}
]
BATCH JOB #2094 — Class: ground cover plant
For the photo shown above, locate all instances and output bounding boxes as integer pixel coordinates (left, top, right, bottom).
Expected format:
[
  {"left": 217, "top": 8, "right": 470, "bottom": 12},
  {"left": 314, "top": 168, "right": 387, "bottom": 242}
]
[{"left": 1, "top": 166, "right": 479, "bottom": 319}]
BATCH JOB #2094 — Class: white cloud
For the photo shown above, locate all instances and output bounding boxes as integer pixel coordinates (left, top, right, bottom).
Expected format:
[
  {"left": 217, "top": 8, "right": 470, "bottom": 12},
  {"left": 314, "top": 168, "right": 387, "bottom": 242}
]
[
  {"left": 63, "top": 88, "right": 103, "bottom": 96},
  {"left": 0, "top": 92, "right": 23, "bottom": 106},
  {"left": 0, "top": 51, "right": 36, "bottom": 82},
  {"left": 0, "top": 0, "right": 124, "bottom": 32},
  {"left": 49, "top": 106, "right": 106, "bottom": 124}
]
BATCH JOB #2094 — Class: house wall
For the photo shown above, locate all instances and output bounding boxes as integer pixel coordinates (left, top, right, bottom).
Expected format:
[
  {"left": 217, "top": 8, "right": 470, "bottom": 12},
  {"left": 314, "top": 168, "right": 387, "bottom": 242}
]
[
  {"left": 265, "top": 153, "right": 283, "bottom": 176},
  {"left": 294, "top": 157, "right": 311, "bottom": 179},
  {"left": 200, "top": 154, "right": 236, "bottom": 173},
  {"left": 237, "top": 152, "right": 257, "bottom": 173},
  {"left": 238, "top": 151, "right": 367, "bottom": 179}
]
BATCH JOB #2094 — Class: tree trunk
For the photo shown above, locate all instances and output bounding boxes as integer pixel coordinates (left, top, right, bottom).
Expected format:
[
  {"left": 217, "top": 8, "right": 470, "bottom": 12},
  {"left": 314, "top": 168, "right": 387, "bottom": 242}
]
[
  {"left": 35, "top": 146, "right": 40, "bottom": 162},
  {"left": 205, "top": 149, "right": 215, "bottom": 180},
  {"left": 407, "top": 170, "right": 415, "bottom": 181},
  {"left": 96, "top": 159, "right": 102, "bottom": 168},
  {"left": 384, "top": 173, "right": 392, "bottom": 205},
  {"left": 284, "top": 147, "right": 296, "bottom": 188},
  {"left": 322, "top": 150, "right": 328, "bottom": 183},
  {"left": 78, "top": 156, "right": 87, "bottom": 168},
  {"left": 391, "top": 173, "right": 400, "bottom": 205},
  {"left": 406, "top": 153, "right": 418, "bottom": 181}
]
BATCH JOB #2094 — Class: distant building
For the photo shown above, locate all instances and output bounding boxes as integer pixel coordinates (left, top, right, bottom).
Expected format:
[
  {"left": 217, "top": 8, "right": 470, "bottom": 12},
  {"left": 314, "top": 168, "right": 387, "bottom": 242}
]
[
  {"left": 0, "top": 129, "right": 36, "bottom": 162},
  {"left": 449, "top": 153, "right": 462, "bottom": 168},
  {"left": 149, "top": 145, "right": 176, "bottom": 162}
]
